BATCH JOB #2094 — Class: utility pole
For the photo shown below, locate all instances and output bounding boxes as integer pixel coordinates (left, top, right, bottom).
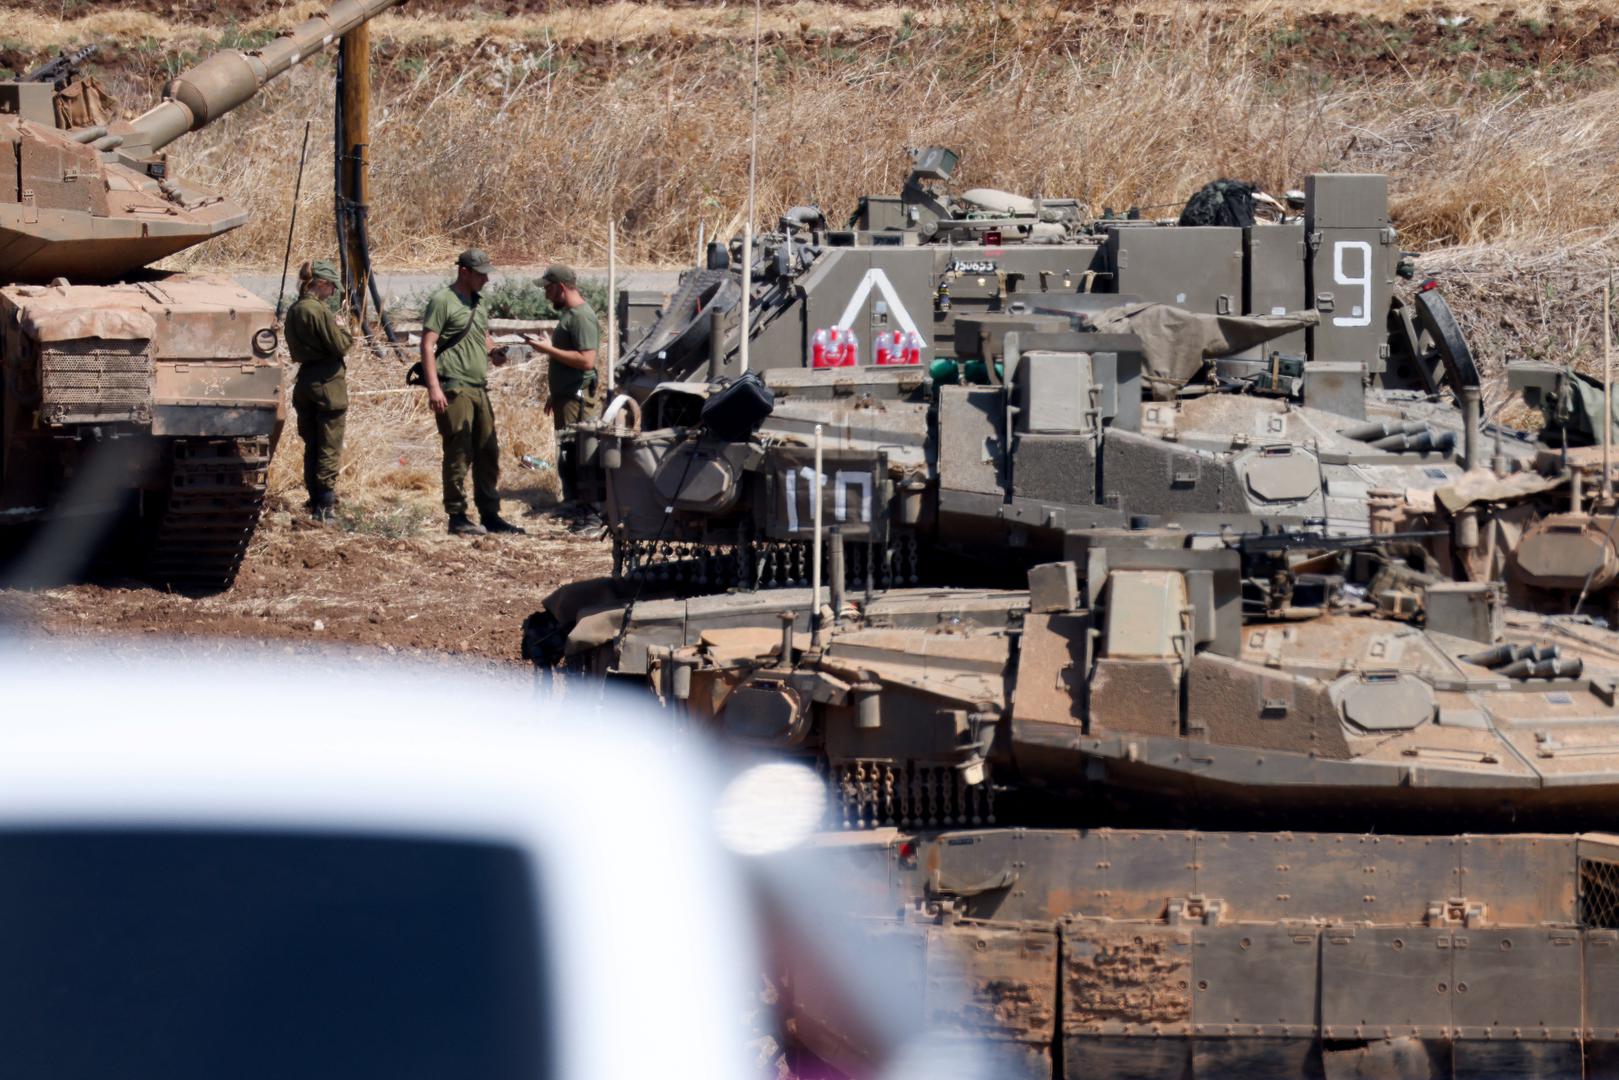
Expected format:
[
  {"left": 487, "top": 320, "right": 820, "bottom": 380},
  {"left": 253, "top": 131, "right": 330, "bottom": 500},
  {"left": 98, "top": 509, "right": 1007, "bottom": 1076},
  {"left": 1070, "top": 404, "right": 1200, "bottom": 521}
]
[{"left": 338, "top": 21, "right": 372, "bottom": 324}]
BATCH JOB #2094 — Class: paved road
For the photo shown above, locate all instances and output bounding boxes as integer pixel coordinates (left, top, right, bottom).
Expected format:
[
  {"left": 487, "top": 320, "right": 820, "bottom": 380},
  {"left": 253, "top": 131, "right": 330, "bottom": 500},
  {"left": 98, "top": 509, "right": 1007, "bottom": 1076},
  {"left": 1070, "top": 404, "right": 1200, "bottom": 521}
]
[{"left": 232, "top": 265, "right": 685, "bottom": 312}]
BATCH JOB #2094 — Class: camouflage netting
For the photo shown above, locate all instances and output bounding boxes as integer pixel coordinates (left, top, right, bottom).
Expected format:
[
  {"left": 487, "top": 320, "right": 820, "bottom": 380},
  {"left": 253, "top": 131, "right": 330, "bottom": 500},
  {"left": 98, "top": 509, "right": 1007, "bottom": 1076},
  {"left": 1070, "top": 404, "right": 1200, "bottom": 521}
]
[
  {"left": 1177, "top": 178, "right": 1259, "bottom": 229},
  {"left": 1536, "top": 368, "right": 1619, "bottom": 448},
  {"left": 1087, "top": 303, "right": 1319, "bottom": 400}
]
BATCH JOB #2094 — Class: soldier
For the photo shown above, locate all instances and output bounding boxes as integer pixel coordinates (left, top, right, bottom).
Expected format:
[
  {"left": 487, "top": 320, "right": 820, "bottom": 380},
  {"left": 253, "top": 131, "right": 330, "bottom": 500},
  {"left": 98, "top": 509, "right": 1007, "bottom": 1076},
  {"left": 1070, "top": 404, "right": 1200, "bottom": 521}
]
[
  {"left": 525, "top": 264, "right": 600, "bottom": 510},
  {"left": 285, "top": 259, "right": 351, "bottom": 523},
  {"left": 419, "top": 249, "right": 526, "bottom": 536}
]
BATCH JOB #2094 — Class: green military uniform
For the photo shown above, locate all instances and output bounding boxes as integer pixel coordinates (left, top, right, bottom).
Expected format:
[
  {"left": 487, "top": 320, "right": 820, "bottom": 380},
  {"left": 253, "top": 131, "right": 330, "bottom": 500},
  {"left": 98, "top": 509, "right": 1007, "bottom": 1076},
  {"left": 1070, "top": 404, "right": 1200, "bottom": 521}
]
[
  {"left": 422, "top": 283, "right": 501, "bottom": 519},
  {"left": 548, "top": 301, "right": 600, "bottom": 429},
  {"left": 284, "top": 290, "right": 352, "bottom": 508}
]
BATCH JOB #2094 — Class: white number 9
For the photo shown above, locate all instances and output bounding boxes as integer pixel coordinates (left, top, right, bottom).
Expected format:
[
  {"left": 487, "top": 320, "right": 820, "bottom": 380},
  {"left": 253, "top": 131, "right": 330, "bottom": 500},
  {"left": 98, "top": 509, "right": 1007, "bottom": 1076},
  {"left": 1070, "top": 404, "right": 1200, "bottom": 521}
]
[{"left": 1332, "top": 240, "right": 1373, "bottom": 328}]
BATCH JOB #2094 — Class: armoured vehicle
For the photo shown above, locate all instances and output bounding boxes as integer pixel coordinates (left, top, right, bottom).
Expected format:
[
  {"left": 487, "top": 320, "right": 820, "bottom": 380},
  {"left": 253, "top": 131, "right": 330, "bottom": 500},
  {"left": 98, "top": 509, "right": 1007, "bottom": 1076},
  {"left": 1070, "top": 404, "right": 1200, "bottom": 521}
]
[
  {"left": 576, "top": 157, "right": 1547, "bottom": 595},
  {"left": 0, "top": 0, "right": 406, "bottom": 590},
  {"left": 559, "top": 151, "right": 1585, "bottom": 617},
  {"left": 532, "top": 153, "right": 1619, "bottom": 1075}
]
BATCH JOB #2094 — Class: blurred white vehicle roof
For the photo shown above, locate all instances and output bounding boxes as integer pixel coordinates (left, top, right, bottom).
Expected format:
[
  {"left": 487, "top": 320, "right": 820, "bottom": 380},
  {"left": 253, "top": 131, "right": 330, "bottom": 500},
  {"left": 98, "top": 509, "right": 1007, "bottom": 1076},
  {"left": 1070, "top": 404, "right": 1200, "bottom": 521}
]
[{"left": 0, "top": 644, "right": 759, "bottom": 1080}]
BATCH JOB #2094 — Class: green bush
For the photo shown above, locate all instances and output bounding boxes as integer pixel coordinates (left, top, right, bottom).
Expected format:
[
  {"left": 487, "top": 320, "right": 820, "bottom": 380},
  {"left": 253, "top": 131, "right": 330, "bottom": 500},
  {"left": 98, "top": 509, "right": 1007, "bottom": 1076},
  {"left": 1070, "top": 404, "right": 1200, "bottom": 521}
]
[
  {"left": 484, "top": 277, "right": 610, "bottom": 320},
  {"left": 398, "top": 278, "right": 608, "bottom": 321}
]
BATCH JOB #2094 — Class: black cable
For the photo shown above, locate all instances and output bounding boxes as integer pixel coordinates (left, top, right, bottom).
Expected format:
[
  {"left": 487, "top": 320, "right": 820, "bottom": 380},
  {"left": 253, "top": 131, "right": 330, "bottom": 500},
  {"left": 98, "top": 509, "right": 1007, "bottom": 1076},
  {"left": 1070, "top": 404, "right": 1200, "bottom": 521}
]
[
  {"left": 345, "top": 146, "right": 374, "bottom": 339},
  {"left": 609, "top": 441, "right": 703, "bottom": 656},
  {"left": 333, "top": 49, "right": 352, "bottom": 315},
  {"left": 353, "top": 184, "right": 400, "bottom": 344},
  {"left": 332, "top": 46, "right": 396, "bottom": 346}
]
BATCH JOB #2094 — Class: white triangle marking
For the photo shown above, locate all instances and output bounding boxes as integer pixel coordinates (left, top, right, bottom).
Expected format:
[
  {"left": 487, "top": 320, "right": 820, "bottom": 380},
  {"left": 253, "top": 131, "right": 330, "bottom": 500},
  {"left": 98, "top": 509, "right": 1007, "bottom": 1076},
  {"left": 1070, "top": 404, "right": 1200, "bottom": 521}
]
[{"left": 835, "top": 268, "right": 927, "bottom": 347}]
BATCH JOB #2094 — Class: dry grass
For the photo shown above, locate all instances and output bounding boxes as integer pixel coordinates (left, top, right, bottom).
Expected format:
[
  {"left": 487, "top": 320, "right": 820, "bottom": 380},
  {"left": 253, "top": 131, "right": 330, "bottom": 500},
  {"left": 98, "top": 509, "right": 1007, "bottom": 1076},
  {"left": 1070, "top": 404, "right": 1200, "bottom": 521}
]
[
  {"left": 135, "top": 20, "right": 1606, "bottom": 260},
  {"left": 126, "top": 6, "right": 1614, "bottom": 267}
]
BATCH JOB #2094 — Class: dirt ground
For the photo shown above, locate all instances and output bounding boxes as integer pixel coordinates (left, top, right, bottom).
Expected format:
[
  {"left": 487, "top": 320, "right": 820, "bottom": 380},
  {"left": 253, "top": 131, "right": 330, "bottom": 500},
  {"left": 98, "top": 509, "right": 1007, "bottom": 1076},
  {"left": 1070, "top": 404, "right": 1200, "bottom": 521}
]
[{"left": 0, "top": 501, "right": 613, "bottom": 668}]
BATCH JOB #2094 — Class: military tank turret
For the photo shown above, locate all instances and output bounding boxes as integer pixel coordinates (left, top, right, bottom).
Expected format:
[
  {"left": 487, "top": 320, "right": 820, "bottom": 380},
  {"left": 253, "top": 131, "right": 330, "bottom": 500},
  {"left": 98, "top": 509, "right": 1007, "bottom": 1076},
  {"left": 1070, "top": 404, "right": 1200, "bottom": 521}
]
[
  {"left": 0, "top": 0, "right": 407, "bottom": 590},
  {"left": 531, "top": 154, "right": 1619, "bottom": 1077}
]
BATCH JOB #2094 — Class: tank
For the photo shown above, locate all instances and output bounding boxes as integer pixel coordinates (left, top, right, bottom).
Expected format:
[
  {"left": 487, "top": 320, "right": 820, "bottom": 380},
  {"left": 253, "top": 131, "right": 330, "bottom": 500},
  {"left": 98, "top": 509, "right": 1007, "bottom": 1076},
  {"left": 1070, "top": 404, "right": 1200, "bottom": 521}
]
[
  {"left": 530, "top": 150, "right": 1619, "bottom": 1077},
  {"left": 555, "top": 155, "right": 1585, "bottom": 618},
  {"left": 0, "top": 0, "right": 407, "bottom": 590}
]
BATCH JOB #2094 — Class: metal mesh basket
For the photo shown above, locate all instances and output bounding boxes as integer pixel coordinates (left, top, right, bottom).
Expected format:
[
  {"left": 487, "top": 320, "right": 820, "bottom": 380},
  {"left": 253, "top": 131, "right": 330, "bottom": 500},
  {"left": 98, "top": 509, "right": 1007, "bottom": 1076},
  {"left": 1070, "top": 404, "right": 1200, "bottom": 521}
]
[
  {"left": 40, "top": 345, "right": 153, "bottom": 422},
  {"left": 1579, "top": 856, "right": 1619, "bottom": 928}
]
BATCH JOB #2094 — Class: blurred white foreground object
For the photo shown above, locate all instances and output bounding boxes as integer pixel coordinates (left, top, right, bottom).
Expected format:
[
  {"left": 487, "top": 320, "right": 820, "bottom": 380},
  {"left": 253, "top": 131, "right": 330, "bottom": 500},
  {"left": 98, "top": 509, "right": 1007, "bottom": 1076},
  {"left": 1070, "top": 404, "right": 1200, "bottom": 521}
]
[
  {"left": 716, "top": 762, "right": 827, "bottom": 856},
  {"left": 0, "top": 645, "right": 758, "bottom": 1080}
]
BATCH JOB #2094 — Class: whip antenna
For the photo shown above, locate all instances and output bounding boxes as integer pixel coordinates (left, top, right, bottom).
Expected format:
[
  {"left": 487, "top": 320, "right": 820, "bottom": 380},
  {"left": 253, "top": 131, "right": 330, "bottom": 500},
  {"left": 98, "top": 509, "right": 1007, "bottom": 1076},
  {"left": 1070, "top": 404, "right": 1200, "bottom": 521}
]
[
  {"left": 739, "top": 0, "right": 761, "bottom": 374},
  {"left": 1605, "top": 269, "right": 1614, "bottom": 501},
  {"left": 275, "top": 120, "right": 313, "bottom": 322},
  {"left": 607, "top": 219, "right": 617, "bottom": 394}
]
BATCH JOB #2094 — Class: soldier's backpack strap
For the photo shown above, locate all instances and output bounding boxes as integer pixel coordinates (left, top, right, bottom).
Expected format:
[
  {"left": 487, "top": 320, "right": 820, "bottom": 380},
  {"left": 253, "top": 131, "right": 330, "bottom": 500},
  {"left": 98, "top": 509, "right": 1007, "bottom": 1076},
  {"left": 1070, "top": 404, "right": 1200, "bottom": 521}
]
[{"left": 406, "top": 299, "right": 478, "bottom": 387}]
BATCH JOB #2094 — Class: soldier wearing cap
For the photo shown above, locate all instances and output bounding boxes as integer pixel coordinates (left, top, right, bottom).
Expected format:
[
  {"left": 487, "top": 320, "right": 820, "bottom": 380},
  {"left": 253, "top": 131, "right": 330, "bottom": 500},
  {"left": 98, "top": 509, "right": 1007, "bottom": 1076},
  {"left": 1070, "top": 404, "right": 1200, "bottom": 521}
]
[
  {"left": 419, "top": 249, "right": 525, "bottom": 536},
  {"left": 285, "top": 259, "right": 351, "bottom": 522},
  {"left": 526, "top": 264, "right": 601, "bottom": 429},
  {"left": 525, "top": 264, "right": 601, "bottom": 509}
]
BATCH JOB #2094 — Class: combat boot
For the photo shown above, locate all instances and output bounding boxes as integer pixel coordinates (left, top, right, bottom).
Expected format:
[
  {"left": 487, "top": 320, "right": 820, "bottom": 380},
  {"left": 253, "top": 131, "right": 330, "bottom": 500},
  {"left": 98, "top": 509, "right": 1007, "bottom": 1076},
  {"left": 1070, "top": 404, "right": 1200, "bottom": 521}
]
[
  {"left": 311, "top": 492, "right": 338, "bottom": 524},
  {"left": 482, "top": 514, "right": 527, "bottom": 535},
  {"left": 448, "top": 513, "right": 487, "bottom": 536}
]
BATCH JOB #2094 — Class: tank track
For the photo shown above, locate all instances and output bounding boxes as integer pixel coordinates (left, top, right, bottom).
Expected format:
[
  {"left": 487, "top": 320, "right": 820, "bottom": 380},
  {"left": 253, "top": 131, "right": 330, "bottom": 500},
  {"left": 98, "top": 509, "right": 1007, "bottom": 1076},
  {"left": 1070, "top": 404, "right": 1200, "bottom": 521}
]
[{"left": 145, "top": 436, "right": 270, "bottom": 593}]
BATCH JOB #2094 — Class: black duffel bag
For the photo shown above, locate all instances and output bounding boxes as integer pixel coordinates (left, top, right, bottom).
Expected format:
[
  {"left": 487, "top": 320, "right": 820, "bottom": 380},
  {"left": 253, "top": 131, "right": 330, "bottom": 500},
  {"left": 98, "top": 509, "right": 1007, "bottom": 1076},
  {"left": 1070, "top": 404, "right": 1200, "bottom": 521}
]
[{"left": 699, "top": 371, "right": 774, "bottom": 441}]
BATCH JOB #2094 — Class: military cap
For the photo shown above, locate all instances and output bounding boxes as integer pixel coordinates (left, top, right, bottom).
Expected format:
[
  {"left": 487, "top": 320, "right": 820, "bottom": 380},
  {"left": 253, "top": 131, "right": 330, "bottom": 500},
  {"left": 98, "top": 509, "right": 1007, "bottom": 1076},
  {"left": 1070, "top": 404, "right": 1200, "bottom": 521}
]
[
  {"left": 540, "top": 264, "right": 577, "bottom": 287},
  {"left": 309, "top": 259, "right": 339, "bottom": 285},
  {"left": 457, "top": 249, "right": 495, "bottom": 275}
]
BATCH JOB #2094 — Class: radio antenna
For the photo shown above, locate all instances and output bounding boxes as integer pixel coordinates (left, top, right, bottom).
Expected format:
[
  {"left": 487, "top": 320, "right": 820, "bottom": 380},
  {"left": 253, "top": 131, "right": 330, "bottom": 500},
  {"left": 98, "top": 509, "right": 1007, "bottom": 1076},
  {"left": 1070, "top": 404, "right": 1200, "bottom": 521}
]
[
  {"left": 1604, "top": 269, "right": 1613, "bottom": 501},
  {"left": 275, "top": 120, "right": 313, "bottom": 322},
  {"left": 738, "top": 0, "right": 761, "bottom": 374}
]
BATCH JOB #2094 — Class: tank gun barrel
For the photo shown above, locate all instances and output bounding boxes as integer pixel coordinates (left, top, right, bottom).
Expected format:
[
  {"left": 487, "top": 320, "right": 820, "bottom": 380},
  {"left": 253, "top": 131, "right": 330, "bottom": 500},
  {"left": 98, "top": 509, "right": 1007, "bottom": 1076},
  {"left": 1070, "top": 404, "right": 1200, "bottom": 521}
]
[{"left": 120, "top": 0, "right": 406, "bottom": 155}]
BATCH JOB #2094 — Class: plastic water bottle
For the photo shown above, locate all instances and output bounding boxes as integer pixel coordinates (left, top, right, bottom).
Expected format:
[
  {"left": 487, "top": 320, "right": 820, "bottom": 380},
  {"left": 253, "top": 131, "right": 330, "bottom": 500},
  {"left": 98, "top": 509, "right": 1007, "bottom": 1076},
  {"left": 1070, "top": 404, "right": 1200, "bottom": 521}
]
[
  {"left": 841, "top": 328, "right": 860, "bottom": 367},
  {"left": 876, "top": 329, "right": 902, "bottom": 366},
  {"left": 520, "top": 455, "right": 550, "bottom": 471},
  {"left": 812, "top": 327, "right": 829, "bottom": 368},
  {"left": 874, "top": 332, "right": 891, "bottom": 366},
  {"left": 903, "top": 331, "right": 923, "bottom": 366}
]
